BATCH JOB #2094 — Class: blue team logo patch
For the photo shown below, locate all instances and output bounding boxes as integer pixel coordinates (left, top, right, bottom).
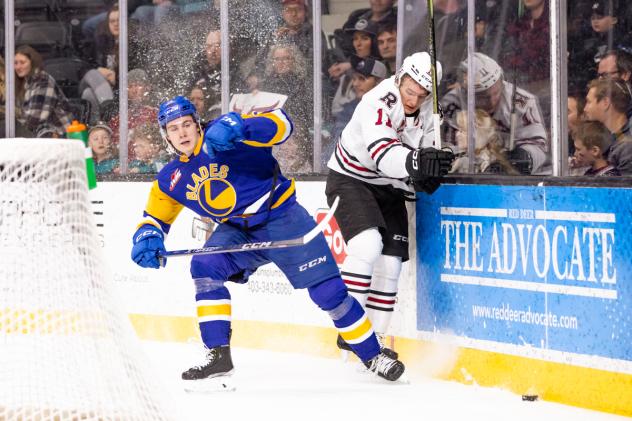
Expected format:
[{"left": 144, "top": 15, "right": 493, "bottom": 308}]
[{"left": 197, "top": 178, "right": 237, "bottom": 217}]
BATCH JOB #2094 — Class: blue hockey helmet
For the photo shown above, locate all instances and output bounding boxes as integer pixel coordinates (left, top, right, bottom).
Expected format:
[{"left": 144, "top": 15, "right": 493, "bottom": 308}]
[{"left": 158, "top": 95, "right": 199, "bottom": 129}]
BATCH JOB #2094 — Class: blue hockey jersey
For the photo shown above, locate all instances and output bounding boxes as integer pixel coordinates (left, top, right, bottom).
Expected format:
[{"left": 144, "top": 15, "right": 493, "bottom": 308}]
[{"left": 138, "top": 109, "right": 295, "bottom": 233}]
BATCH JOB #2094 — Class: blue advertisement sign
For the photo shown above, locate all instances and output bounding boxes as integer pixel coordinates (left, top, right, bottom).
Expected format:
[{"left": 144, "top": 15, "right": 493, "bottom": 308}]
[{"left": 416, "top": 184, "right": 632, "bottom": 361}]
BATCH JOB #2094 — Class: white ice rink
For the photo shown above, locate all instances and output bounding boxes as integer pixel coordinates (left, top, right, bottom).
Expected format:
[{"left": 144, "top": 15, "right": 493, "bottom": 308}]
[{"left": 143, "top": 341, "right": 628, "bottom": 421}]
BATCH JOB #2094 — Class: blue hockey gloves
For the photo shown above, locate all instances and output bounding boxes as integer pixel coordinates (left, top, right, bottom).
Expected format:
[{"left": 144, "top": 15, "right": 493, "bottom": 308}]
[
  {"left": 203, "top": 112, "right": 245, "bottom": 154},
  {"left": 131, "top": 225, "right": 166, "bottom": 269}
]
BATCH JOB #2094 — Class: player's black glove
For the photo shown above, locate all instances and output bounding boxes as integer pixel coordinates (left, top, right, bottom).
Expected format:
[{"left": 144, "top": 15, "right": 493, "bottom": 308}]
[
  {"left": 405, "top": 148, "right": 454, "bottom": 194},
  {"left": 405, "top": 147, "right": 454, "bottom": 179},
  {"left": 411, "top": 176, "right": 442, "bottom": 195}
]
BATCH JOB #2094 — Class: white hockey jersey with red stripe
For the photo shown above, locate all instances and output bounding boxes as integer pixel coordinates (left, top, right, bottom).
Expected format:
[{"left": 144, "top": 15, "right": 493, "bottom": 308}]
[{"left": 327, "top": 76, "right": 435, "bottom": 192}]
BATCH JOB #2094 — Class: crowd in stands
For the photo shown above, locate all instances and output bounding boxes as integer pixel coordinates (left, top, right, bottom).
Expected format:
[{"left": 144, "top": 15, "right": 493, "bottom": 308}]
[{"left": 1, "top": 0, "right": 631, "bottom": 178}]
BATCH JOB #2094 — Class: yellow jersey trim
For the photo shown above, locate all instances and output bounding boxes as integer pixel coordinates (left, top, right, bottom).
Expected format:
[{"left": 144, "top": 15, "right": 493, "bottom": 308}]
[{"left": 242, "top": 110, "right": 290, "bottom": 147}]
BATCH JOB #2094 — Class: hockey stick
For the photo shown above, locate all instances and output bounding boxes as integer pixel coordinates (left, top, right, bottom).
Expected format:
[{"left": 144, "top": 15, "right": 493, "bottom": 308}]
[
  {"left": 426, "top": 0, "right": 441, "bottom": 148},
  {"left": 508, "top": 72, "right": 518, "bottom": 151},
  {"left": 157, "top": 196, "right": 340, "bottom": 266}
]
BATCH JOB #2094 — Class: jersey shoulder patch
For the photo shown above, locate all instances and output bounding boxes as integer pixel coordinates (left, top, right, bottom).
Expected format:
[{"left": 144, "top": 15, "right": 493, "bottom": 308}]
[{"left": 379, "top": 91, "right": 398, "bottom": 109}]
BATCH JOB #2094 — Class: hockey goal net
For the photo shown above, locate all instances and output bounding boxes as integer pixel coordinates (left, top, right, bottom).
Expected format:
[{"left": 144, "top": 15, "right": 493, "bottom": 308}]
[{"left": 0, "top": 139, "right": 171, "bottom": 420}]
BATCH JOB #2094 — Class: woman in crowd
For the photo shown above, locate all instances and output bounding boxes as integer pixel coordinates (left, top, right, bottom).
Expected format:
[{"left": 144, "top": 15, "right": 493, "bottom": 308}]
[{"left": 14, "top": 45, "right": 74, "bottom": 137}]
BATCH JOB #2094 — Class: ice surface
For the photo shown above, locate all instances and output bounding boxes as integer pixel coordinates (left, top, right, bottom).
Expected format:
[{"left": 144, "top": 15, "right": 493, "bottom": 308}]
[{"left": 142, "top": 341, "right": 626, "bottom": 421}]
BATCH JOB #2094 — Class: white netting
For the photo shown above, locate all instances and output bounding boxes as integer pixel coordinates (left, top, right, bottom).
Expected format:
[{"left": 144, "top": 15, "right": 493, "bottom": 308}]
[{"left": 0, "top": 138, "right": 172, "bottom": 421}]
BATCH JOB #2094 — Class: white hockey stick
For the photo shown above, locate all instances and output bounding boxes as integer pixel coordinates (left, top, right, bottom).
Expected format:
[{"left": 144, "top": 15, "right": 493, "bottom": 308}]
[{"left": 157, "top": 196, "right": 339, "bottom": 266}]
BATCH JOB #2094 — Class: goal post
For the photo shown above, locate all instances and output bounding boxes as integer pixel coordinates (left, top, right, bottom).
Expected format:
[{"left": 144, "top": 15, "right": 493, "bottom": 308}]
[{"left": 0, "top": 138, "right": 172, "bottom": 420}]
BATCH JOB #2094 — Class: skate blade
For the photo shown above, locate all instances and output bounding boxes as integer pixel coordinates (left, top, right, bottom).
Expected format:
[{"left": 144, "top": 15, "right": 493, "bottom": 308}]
[{"left": 183, "top": 372, "right": 236, "bottom": 393}]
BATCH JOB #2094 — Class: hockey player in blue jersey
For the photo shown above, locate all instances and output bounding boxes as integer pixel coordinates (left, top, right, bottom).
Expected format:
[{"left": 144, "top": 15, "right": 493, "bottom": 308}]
[{"left": 130, "top": 96, "right": 405, "bottom": 387}]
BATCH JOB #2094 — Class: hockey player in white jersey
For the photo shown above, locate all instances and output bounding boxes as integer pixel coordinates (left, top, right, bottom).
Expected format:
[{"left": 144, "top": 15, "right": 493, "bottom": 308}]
[
  {"left": 325, "top": 52, "right": 454, "bottom": 356},
  {"left": 441, "top": 52, "right": 549, "bottom": 174}
]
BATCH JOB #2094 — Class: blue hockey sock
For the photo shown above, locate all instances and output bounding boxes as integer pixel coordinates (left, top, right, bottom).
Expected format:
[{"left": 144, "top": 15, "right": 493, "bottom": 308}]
[
  {"left": 332, "top": 296, "right": 380, "bottom": 361},
  {"left": 195, "top": 287, "right": 231, "bottom": 348},
  {"left": 308, "top": 278, "right": 380, "bottom": 362}
]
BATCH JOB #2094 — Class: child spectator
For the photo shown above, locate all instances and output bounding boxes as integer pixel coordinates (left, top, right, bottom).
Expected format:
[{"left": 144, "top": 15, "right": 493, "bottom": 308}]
[
  {"left": 128, "top": 124, "right": 168, "bottom": 174},
  {"left": 88, "top": 122, "right": 119, "bottom": 174},
  {"left": 14, "top": 45, "right": 73, "bottom": 137},
  {"left": 573, "top": 120, "right": 621, "bottom": 176}
]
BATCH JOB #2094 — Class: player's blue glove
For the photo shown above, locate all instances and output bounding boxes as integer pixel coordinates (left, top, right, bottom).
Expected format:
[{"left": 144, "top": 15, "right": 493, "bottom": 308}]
[
  {"left": 203, "top": 112, "right": 245, "bottom": 154},
  {"left": 131, "top": 225, "right": 166, "bottom": 269}
]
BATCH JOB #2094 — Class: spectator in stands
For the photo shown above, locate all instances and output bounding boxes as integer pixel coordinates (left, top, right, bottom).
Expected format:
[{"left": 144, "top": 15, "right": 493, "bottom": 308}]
[
  {"left": 0, "top": 56, "right": 31, "bottom": 137},
  {"left": 94, "top": 4, "right": 120, "bottom": 89},
  {"left": 189, "top": 82, "right": 220, "bottom": 123},
  {"left": 432, "top": 0, "right": 504, "bottom": 92},
  {"left": 263, "top": 43, "right": 313, "bottom": 173},
  {"left": 502, "top": 0, "right": 549, "bottom": 79},
  {"left": 569, "top": 0, "right": 632, "bottom": 86},
  {"left": 131, "top": 0, "right": 179, "bottom": 25},
  {"left": 128, "top": 124, "right": 168, "bottom": 173},
  {"left": 583, "top": 77, "right": 632, "bottom": 174},
  {"left": 567, "top": 87, "right": 587, "bottom": 169},
  {"left": 331, "top": 19, "right": 380, "bottom": 115},
  {"left": 449, "top": 109, "right": 518, "bottom": 174},
  {"left": 597, "top": 49, "right": 632, "bottom": 83},
  {"left": 252, "top": 0, "right": 328, "bottom": 98},
  {"left": 328, "top": 18, "right": 381, "bottom": 84},
  {"left": 376, "top": 22, "right": 397, "bottom": 75},
  {"left": 263, "top": 43, "right": 312, "bottom": 130},
  {"left": 568, "top": 89, "right": 587, "bottom": 136},
  {"left": 187, "top": 29, "right": 223, "bottom": 113},
  {"left": 14, "top": 45, "right": 74, "bottom": 137},
  {"left": 573, "top": 120, "right": 621, "bottom": 176},
  {"left": 596, "top": 48, "right": 632, "bottom": 121},
  {"left": 275, "top": 0, "right": 314, "bottom": 60},
  {"left": 334, "top": 0, "right": 396, "bottom": 63},
  {"left": 324, "top": 56, "right": 388, "bottom": 167},
  {"left": 441, "top": 52, "right": 549, "bottom": 174},
  {"left": 88, "top": 121, "right": 119, "bottom": 174},
  {"left": 501, "top": 0, "right": 550, "bottom": 104},
  {"left": 108, "top": 68, "right": 158, "bottom": 160}
]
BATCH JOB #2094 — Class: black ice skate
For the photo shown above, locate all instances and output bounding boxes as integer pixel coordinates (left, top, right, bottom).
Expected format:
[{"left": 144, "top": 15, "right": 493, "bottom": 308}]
[
  {"left": 337, "top": 334, "right": 399, "bottom": 359},
  {"left": 364, "top": 350, "right": 405, "bottom": 381},
  {"left": 182, "top": 345, "right": 234, "bottom": 381}
]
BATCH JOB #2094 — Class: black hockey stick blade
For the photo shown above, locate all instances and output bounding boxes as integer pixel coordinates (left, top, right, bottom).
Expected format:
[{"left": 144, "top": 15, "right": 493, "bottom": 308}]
[{"left": 157, "top": 196, "right": 340, "bottom": 266}]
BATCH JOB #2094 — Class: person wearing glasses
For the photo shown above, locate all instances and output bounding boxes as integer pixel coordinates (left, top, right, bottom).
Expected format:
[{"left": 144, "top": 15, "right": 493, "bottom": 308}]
[
  {"left": 583, "top": 77, "right": 632, "bottom": 175},
  {"left": 441, "top": 52, "right": 548, "bottom": 175},
  {"left": 597, "top": 49, "right": 632, "bottom": 82},
  {"left": 596, "top": 48, "right": 632, "bottom": 119}
]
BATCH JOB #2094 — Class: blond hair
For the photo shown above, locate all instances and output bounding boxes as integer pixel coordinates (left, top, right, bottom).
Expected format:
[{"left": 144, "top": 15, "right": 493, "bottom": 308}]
[{"left": 455, "top": 109, "right": 518, "bottom": 174}]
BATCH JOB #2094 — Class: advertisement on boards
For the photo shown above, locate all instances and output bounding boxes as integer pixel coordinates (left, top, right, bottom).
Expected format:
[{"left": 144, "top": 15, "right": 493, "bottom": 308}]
[{"left": 416, "top": 185, "right": 632, "bottom": 362}]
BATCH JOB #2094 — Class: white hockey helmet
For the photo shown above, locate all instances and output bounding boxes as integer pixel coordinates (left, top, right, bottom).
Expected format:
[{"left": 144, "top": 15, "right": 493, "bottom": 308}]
[
  {"left": 460, "top": 52, "right": 503, "bottom": 92},
  {"left": 395, "top": 51, "right": 442, "bottom": 93}
]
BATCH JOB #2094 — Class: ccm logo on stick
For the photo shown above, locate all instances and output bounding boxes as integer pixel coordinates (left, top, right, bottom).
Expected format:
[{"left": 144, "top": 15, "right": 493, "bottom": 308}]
[
  {"left": 241, "top": 242, "right": 272, "bottom": 249},
  {"left": 299, "top": 256, "right": 327, "bottom": 272}
]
